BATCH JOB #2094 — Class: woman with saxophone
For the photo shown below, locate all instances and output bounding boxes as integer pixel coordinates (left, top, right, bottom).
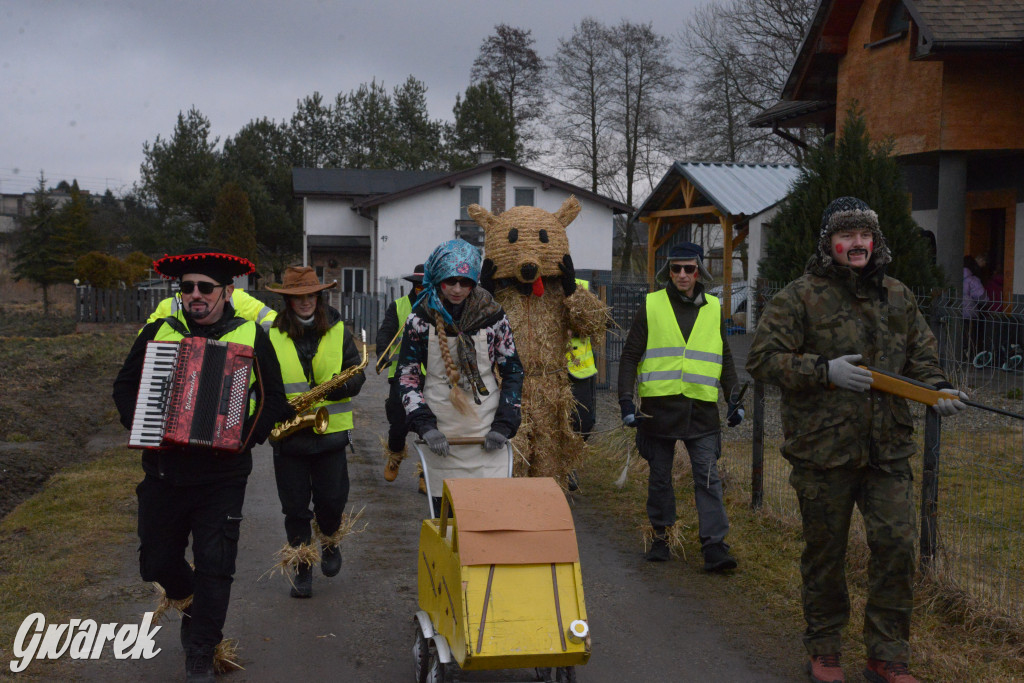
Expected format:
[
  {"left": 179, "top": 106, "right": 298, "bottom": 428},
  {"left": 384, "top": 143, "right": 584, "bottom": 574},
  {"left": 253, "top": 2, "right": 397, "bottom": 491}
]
[
  {"left": 396, "top": 240, "right": 524, "bottom": 516},
  {"left": 267, "top": 266, "right": 366, "bottom": 598}
]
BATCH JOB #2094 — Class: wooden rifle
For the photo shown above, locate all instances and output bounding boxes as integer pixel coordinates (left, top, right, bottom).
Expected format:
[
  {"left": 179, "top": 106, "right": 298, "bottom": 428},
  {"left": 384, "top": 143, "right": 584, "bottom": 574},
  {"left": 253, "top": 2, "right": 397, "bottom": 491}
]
[{"left": 861, "top": 365, "right": 1024, "bottom": 420}]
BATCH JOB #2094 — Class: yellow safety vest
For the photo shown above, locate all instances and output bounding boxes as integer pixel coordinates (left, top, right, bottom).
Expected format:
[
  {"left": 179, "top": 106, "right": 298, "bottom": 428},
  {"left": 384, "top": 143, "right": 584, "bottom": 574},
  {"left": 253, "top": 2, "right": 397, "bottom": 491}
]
[
  {"left": 567, "top": 278, "right": 597, "bottom": 379},
  {"left": 388, "top": 295, "right": 413, "bottom": 379},
  {"left": 269, "top": 321, "right": 353, "bottom": 433},
  {"left": 152, "top": 315, "right": 258, "bottom": 418},
  {"left": 637, "top": 289, "right": 722, "bottom": 402},
  {"left": 146, "top": 289, "right": 276, "bottom": 332}
]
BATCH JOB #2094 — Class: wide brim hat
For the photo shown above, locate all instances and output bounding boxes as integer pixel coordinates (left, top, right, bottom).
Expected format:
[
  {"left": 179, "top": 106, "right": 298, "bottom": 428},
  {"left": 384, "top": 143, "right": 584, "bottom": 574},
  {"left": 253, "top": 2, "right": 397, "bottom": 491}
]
[
  {"left": 153, "top": 248, "right": 254, "bottom": 283},
  {"left": 403, "top": 264, "right": 425, "bottom": 284},
  {"left": 266, "top": 266, "right": 338, "bottom": 295}
]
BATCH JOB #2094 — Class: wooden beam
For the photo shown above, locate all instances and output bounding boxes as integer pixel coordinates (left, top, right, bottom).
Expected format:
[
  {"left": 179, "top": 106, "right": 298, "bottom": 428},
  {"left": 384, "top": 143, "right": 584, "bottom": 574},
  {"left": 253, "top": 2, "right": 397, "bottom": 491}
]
[
  {"left": 720, "top": 216, "right": 733, "bottom": 320},
  {"left": 646, "top": 217, "right": 662, "bottom": 287},
  {"left": 646, "top": 205, "right": 722, "bottom": 219},
  {"left": 733, "top": 225, "right": 749, "bottom": 248},
  {"left": 652, "top": 224, "right": 683, "bottom": 252}
]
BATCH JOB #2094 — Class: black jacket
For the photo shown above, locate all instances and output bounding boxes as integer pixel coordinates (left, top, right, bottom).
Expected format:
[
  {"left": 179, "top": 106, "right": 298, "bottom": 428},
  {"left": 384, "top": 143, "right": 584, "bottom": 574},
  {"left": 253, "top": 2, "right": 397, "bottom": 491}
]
[
  {"left": 617, "top": 282, "right": 739, "bottom": 440},
  {"left": 112, "top": 304, "right": 295, "bottom": 485},
  {"left": 375, "top": 294, "right": 414, "bottom": 373}
]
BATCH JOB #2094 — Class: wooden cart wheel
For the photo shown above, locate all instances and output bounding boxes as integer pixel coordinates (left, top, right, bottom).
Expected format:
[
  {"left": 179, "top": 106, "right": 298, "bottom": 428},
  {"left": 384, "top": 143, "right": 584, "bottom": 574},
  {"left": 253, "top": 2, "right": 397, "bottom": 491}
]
[
  {"left": 534, "top": 667, "right": 553, "bottom": 682},
  {"left": 413, "top": 625, "right": 430, "bottom": 683},
  {"left": 555, "top": 666, "right": 577, "bottom": 683}
]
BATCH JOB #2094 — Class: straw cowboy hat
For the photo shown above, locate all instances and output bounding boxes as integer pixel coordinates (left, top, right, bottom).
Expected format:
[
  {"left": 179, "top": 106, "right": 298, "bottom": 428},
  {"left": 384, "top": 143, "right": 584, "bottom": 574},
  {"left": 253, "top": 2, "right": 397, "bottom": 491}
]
[{"left": 266, "top": 266, "right": 338, "bottom": 296}]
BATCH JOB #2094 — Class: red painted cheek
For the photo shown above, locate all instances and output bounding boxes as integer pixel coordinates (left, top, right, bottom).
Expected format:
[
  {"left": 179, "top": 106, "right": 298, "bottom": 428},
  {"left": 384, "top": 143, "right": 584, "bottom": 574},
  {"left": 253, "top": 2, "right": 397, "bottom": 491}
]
[
  {"left": 869, "top": 241, "right": 874, "bottom": 251},
  {"left": 835, "top": 244, "right": 844, "bottom": 254}
]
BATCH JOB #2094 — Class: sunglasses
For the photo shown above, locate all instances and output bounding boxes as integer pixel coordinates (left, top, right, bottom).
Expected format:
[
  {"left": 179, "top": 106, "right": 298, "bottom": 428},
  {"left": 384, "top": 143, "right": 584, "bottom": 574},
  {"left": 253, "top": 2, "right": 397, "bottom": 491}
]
[
  {"left": 669, "top": 264, "right": 698, "bottom": 275},
  {"left": 179, "top": 280, "right": 224, "bottom": 295},
  {"left": 440, "top": 277, "right": 475, "bottom": 288}
]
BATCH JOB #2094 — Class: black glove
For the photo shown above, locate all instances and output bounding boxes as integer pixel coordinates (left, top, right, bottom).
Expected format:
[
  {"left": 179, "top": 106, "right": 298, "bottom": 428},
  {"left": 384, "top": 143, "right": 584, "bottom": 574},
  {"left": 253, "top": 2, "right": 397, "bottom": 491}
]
[
  {"left": 620, "top": 399, "right": 643, "bottom": 428},
  {"left": 726, "top": 401, "right": 744, "bottom": 427},
  {"left": 558, "top": 254, "right": 577, "bottom": 296},
  {"left": 422, "top": 429, "right": 449, "bottom": 457},
  {"left": 483, "top": 430, "right": 507, "bottom": 451},
  {"left": 479, "top": 258, "right": 498, "bottom": 295}
]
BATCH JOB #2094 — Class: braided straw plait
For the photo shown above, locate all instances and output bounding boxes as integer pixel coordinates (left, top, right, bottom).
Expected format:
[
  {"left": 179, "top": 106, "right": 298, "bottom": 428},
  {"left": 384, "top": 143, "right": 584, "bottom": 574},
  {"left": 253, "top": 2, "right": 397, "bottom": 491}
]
[{"left": 433, "top": 310, "right": 473, "bottom": 416}]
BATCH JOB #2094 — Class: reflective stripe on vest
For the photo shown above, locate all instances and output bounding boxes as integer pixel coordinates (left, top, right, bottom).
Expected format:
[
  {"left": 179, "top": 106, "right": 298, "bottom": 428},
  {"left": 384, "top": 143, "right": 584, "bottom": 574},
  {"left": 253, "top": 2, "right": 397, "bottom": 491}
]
[
  {"left": 567, "top": 278, "right": 597, "bottom": 379},
  {"left": 269, "top": 320, "right": 353, "bottom": 433},
  {"left": 637, "top": 289, "right": 722, "bottom": 401},
  {"left": 388, "top": 295, "right": 413, "bottom": 379},
  {"left": 152, "top": 315, "right": 259, "bottom": 417}
]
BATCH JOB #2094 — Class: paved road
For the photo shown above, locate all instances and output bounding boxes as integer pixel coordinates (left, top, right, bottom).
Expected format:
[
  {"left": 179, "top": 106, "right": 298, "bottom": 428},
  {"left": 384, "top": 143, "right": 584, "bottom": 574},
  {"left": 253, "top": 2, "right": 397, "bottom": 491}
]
[{"left": 65, "top": 370, "right": 801, "bottom": 682}]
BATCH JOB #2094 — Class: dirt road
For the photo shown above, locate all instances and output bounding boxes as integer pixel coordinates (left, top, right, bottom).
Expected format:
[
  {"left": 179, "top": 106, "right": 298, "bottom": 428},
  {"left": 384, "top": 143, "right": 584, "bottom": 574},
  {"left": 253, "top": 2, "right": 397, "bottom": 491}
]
[{"left": 65, "top": 374, "right": 802, "bottom": 682}]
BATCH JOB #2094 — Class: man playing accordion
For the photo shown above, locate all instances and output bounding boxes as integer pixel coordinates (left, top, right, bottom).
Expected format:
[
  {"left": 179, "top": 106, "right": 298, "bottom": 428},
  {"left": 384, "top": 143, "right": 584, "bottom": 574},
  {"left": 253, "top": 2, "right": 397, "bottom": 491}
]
[{"left": 112, "top": 248, "right": 293, "bottom": 682}]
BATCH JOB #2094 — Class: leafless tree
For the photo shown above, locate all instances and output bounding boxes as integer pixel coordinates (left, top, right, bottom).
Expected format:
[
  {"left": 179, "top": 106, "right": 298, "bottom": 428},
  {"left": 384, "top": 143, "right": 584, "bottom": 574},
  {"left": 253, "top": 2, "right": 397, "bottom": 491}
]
[{"left": 471, "top": 24, "right": 547, "bottom": 163}]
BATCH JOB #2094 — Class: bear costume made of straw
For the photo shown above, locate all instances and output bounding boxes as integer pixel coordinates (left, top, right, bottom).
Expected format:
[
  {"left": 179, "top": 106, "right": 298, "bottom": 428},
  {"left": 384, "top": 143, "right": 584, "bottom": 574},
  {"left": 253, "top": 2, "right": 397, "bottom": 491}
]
[{"left": 468, "top": 196, "right": 609, "bottom": 486}]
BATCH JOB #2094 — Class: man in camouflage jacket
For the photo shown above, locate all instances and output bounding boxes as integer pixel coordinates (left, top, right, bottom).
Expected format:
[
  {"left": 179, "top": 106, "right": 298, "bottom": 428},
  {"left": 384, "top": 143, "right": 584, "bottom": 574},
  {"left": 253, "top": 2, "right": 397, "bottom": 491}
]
[{"left": 746, "top": 197, "right": 967, "bottom": 683}]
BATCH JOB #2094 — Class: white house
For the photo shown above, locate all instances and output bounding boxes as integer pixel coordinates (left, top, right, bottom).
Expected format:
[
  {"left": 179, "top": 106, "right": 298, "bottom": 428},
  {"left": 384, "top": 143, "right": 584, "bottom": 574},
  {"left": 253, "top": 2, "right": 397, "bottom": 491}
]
[{"left": 293, "top": 160, "right": 632, "bottom": 296}]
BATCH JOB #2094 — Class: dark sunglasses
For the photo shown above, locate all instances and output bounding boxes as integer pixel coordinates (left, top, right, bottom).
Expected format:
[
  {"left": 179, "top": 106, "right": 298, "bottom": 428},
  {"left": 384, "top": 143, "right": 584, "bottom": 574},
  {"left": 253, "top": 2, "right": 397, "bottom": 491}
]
[
  {"left": 669, "top": 264, "right": 698, "bottom": 275},
  {"left": 179, "top": 280, "right": 223, "bottom": 295},
  {"left": 441, "top": 277, "right": 475, "bottom": 288}
]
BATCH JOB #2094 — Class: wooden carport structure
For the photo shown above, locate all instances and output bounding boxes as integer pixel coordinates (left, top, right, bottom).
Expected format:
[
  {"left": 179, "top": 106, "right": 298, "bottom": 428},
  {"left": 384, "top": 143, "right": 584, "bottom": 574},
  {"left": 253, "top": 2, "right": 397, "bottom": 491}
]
[{"left": 634, "top": 162, "right": 801, "bottom": 316}]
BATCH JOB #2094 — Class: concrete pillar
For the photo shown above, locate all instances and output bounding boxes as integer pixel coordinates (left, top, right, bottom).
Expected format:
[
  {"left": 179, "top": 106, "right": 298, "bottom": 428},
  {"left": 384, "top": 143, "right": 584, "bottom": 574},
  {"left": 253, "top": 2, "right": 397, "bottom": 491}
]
[{"left": 936, "top": 152, "right": 967, "bottom": 291}]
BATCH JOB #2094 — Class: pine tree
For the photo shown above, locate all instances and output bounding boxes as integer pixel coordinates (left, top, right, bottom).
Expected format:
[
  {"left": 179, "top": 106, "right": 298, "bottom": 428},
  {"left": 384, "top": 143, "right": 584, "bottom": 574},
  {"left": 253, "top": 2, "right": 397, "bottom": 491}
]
[
  {"left": 759, "top": 106, "right": 943, "bottom": 290},
  {"left": 12, "top": 173, "right": 65, "bottom": 313},
  {"left": 209, "top": 183, "right": 258, "bottom": 268}
]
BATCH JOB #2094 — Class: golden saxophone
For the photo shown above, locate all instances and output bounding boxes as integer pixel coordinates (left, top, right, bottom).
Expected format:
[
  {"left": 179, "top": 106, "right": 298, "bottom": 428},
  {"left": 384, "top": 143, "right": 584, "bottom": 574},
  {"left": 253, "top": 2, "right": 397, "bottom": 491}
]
[{"left": 270, "top": 341, "right": 369, "bottom": 441}]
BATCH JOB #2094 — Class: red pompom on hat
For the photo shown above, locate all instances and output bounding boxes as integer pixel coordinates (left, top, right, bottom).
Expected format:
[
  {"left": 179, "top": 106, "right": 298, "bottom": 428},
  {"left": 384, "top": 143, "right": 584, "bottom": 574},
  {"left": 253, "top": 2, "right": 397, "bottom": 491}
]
[{"left": 153, "top": 247, "right": 255, "bottom": 284}]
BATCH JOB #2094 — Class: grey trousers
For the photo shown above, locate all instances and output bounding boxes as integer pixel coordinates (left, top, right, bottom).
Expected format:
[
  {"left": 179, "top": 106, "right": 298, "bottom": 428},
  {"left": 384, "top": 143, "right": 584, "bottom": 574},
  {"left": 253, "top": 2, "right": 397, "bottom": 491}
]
[{"left": 636, "top": 430, "right": 729, "bottom": 549}]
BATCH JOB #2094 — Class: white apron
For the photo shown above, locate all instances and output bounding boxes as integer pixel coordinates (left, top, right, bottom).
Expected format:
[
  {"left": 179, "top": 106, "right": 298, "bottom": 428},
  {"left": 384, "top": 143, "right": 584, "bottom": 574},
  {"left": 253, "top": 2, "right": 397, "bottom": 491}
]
[{"left": 422, "top": 327, "right": 504, "bottom": 498}]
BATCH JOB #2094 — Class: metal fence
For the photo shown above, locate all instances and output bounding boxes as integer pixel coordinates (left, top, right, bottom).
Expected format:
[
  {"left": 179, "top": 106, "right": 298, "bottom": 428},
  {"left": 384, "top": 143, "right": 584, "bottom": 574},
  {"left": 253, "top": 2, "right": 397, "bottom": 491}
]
[{"left": 746, "top": 280, "right": 1024, "bottom": 622}]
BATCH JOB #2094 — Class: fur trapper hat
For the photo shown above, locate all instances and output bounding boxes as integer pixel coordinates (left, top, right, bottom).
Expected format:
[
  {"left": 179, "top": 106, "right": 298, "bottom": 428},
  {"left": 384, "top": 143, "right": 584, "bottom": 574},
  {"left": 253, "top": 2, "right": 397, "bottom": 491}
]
[{"left": 817, "top": 196, "right": 891, "bottom": 267}]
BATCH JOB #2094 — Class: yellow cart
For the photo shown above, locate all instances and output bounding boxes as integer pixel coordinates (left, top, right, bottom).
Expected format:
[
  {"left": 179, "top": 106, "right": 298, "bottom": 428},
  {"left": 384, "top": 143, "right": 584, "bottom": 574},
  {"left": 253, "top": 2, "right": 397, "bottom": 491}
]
[{"left": 413, "top": 477, "right": 591, "bottom": 683}]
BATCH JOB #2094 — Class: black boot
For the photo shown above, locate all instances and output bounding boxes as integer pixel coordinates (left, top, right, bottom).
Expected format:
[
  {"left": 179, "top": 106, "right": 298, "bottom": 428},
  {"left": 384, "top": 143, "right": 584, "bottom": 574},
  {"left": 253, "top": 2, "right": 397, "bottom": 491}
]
[
  {"left": 321, "top": 544, "right": 342, "bottom": 577},
  {"left": 290, "top": 562, "right": 313, "bottom": 598},
  {"left": 703, "top": 543, "right": 737, "bottom": 572},
  {"left": 185, "top": 646, "right": 215, "bottom": 683},
  {"left": 644, "top": 535, "right": 670, "bottom": 562}
]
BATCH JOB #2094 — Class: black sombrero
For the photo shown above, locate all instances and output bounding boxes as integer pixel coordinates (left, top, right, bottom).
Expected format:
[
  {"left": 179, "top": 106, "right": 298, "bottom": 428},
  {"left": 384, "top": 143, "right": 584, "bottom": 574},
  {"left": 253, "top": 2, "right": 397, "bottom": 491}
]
[{"left": 153, "top": 247, "right": 255, "bottom": 283}]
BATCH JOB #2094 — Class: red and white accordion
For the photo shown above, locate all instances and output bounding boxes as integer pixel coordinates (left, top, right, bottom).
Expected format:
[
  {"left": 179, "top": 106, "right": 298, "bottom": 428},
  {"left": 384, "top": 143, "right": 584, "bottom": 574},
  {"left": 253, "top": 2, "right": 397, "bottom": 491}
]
[{"left": 129, "top": 337, "right": 254, "bottom": 453}]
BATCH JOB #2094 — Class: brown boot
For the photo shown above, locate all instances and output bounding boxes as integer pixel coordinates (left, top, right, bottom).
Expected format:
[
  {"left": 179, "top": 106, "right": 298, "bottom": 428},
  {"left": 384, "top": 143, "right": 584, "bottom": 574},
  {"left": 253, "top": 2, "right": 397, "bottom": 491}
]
[
  {"left": 807, "top": 653, "right": 844, "bottom": 682},
  {"left": 416, "top": 462, "right": 427, "bottom": 495},
  {"left": 864, "top": 659, "right": 918, "bottom": 683},
  {"left": 383, "top": 445, "right": 406, "bottom": 482}
]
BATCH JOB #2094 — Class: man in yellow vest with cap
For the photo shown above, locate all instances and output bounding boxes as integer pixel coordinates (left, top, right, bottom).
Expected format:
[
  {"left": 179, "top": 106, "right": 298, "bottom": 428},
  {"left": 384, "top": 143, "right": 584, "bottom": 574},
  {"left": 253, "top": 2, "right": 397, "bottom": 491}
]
[
  {"left": 617, "top": 242, "right": 744, "bottom": 571},
  {"left": 376, "top": 264, "right": 425, "bottom": 489}
]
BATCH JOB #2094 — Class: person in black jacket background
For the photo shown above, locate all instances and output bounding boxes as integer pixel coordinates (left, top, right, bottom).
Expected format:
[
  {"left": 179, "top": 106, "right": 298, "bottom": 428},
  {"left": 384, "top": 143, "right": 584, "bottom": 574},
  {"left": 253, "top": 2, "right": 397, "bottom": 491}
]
[{"left": 112, "top": 249, "right": 293, "bottom": 683}]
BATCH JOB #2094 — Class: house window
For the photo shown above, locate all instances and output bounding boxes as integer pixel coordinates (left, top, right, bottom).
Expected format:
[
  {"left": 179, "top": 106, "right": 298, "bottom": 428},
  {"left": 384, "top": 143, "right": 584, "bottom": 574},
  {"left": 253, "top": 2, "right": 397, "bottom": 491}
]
[
  {"left": 455, "top": 222, "right": 485, "bottom": 248},
  {"left": 460, "top": 186, "right": 481, "bottom": 221},
  {"left": 315, "top": 266, "right": 325, "bottom": 282},
  {"left": 341, "top": 268, "right": 365, "bottom": 293},
  {"left": 514, "top": 187, "right": 535, "bottom": 207}
]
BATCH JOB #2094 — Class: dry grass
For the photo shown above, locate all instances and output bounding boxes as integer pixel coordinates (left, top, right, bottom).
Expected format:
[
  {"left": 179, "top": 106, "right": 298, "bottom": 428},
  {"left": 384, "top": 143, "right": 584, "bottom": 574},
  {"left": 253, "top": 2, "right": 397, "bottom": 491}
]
[
  {"left": 314, "top": 506, "right": 368, "bottom": 547},
  {"left": 582, "top": 427, "right": 1024, "bottom": 682}
]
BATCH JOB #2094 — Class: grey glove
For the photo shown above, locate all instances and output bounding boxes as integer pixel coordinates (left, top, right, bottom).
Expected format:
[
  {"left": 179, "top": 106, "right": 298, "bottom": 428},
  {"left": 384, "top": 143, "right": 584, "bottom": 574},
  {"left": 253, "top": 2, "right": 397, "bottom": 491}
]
[
  {"left": 422, "top": 429, "right": 449, "bottom": 457},
  {"left": 483, "top": 430, "right": 507, "bottom": 451},
  {"left": 827, "top": 354, "right": 873, "bottom": 392},
  {"left": 933, "top": 388, "right": 967, "bottom": 417}
]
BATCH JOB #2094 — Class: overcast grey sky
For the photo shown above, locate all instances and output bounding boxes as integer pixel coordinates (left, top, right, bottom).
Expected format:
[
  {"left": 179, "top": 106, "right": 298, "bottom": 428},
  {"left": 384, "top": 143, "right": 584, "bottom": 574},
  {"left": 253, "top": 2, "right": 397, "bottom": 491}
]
[{"left": 1, "top": 0, "right": 706, "bottom": 197}]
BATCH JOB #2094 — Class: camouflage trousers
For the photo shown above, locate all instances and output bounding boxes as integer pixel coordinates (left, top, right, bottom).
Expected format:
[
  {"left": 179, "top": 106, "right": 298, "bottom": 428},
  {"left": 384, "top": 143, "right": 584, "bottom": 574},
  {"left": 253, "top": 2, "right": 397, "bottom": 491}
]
[{"left": 789, "top": 462, "right": 915, "bottom": 661}]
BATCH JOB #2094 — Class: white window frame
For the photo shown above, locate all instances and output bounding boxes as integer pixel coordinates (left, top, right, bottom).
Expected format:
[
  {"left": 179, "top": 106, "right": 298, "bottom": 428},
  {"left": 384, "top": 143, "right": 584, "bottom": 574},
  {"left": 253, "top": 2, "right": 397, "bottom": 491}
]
[{"left": 341, "top": 267, "right": 366, "bottom": 293}]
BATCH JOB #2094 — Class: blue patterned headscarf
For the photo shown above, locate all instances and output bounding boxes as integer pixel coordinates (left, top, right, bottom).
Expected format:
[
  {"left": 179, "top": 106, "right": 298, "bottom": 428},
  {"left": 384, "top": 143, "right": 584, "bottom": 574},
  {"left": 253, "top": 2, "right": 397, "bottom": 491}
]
[{"left": 413, "top": 239, "right": 482, "bottom": 326}]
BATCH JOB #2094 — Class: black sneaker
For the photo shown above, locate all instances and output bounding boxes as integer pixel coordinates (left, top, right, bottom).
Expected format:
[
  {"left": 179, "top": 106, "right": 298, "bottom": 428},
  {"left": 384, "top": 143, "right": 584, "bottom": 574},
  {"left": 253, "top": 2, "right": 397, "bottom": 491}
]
[
  {"left": 185, "top": 647, "right": 215, "bottom": 683},
  {"left": 290, "top": 562, "right": 313, "bottom": 598},
  {"left": 644, "top": 537, "right": 670, "bottom": 562},
  {"left": 321, "top": 544, "right": 342, "bottom": 577},
  {"left": 566, "top": 470, "right": 580, "bottom": 492},
  {"left": 703, "top": 543, "right": 737, "bottom": 572},
  {"left": 179, "top": 603, "right": 192, "bottom": 649}
]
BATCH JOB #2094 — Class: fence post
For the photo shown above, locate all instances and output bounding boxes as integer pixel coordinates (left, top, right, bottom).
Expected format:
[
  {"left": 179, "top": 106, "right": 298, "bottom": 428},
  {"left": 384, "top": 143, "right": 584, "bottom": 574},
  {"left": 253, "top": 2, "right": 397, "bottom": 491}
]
[
  {"left": 751, "top": 380, "right": 765, "bottom": 510},
  {"left": 919, "top": 410, "right": 941, "bottom": 568}
]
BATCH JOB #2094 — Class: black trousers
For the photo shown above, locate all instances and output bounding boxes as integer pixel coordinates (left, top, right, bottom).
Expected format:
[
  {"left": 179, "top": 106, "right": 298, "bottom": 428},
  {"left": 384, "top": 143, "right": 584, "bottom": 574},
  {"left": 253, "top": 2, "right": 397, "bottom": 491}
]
[
  {"left": 569, "top": 374, "right": 597, "bottom": 440},
  {"left": 136, "top": 474, "right": 247, "bottom": 651},
  {"left": 385, "top": 378, "right": 411, "bottom": 452},
  {"left": 273, "top": 447, "right": 350, "bottom": 545}
]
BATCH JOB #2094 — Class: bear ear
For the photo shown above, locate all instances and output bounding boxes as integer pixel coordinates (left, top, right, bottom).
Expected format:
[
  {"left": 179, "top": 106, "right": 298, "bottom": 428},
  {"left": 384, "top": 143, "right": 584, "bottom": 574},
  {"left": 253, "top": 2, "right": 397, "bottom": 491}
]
[
  {"left": 467, "top": 204, "right": 496, "bottom": 232},
  {"left": 554, "top": 195, "right": 581, "bottom": 228}
]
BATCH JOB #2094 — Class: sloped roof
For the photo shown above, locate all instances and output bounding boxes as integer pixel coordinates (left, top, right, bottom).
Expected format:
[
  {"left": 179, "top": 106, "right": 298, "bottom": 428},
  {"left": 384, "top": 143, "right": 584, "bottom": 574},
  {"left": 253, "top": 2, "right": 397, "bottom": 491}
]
[
  {"left": 355, "top": 159, "right": 633, "bottom": 214},
  {"left": 292, "top": 168, "right": 446, "bottom": 198},
  {"left": 636, "top": 162, "right": 802, "bottom": 220},
  {"left": 910, "top": 0, "right": 1024, "bottom": 48}
]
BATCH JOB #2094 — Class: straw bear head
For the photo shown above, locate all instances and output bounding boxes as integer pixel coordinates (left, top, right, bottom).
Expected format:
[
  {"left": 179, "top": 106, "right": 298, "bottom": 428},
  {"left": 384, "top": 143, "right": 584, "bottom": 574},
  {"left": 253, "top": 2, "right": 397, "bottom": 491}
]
[{"left": 469, "top": 195, "right": 581, "bottom": 283}]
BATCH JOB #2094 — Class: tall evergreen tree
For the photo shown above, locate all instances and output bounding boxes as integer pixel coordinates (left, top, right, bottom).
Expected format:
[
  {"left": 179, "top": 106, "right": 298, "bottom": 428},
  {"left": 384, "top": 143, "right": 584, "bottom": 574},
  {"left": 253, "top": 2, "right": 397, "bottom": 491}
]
[
  {"left": 448, "top": 81, "right": 516, "bottom": 169},
  {"left": 342, "top": 79, "right": 396, "bottom": 169},
  {"left": 759, "top": 106, "right": 943, "bottom": 289},
  {"left": 53, "top": 180, "right": 93, "bottom": 280},
  {"left": 391, "top": 76, "right": 443, "bottom": 170},
  {"left": 12, "top": 173, "right": 65, "bottom": 313},
  {"left": 209, "top": 182, "right": 258, "bottom": 267}
]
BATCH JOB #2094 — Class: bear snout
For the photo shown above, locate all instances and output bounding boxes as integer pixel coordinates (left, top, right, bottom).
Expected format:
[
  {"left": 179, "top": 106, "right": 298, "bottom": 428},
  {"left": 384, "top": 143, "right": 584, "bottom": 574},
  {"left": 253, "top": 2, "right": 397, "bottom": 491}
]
[{"left": 518, "top": 262, "right": 540, "bottom": 282}]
